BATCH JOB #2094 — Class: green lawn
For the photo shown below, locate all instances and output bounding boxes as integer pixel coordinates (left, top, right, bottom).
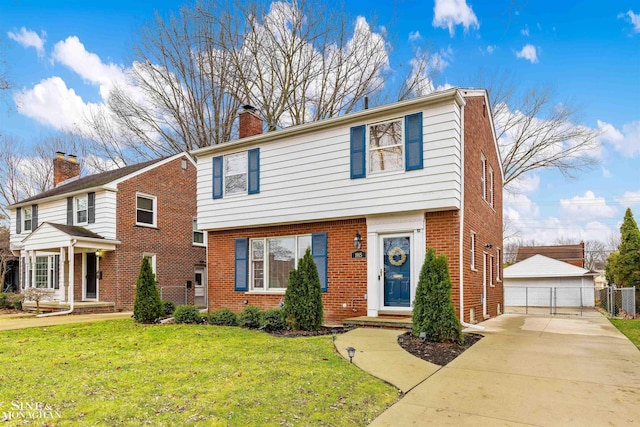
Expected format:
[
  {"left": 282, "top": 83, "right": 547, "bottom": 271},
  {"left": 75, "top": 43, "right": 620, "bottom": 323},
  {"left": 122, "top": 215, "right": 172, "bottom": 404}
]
[
  {"left": 0, "top": 320, "right": 398, "bottom": 426},
  {"left": 611, "top": 318, "right": 640, "bottom": 350}
]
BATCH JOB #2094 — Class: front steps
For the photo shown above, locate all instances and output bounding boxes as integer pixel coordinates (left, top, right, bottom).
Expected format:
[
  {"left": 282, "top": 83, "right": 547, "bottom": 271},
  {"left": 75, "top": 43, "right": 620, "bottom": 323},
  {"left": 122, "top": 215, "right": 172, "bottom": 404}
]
[
  {"left": 343, "top": 315, "right": 412, "bottom": 330},
  {"left": 23, "top": 301, "right": 116, "bottom": 315}
]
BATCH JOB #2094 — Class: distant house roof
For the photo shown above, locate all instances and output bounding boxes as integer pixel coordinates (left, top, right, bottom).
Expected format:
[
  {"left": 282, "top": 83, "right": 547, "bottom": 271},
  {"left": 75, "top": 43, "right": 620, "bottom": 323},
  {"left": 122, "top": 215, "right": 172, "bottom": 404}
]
[
  {"left": 504, "top": 254, "right": 593, "bottom": 279},
  {"left": 13, "top": 158, "right": 164, "bottom": 206},
  {"left": 515, "top": 243, "right": 584, "bottom": 267}
]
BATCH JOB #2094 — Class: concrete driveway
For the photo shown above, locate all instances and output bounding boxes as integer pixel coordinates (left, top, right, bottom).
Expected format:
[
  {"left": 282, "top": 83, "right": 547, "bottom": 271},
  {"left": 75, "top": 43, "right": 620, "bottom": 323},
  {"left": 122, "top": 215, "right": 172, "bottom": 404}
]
[{"left": 370, "top": 314, "right": 640, "bottom": 426}]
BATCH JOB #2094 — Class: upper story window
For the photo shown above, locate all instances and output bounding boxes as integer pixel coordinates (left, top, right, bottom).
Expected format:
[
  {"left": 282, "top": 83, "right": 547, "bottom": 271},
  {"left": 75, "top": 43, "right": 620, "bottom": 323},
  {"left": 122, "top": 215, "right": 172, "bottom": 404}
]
[
  {"left": 250, "top": 234, "right": 311, "bottom": 291},
  {"left": 76, "top": 195, "right": 88, "bottom": 224},
  {"left": 481, "top": 153, "right": 487, "bottom": 201},
  {"left": 351, "top": 112, "right": 423, "bottom": 179},
  {"left": 488, "top": 166, "right": 494, "bottom": 207},
  {"left": 470, "top": 232, "right": 476, "bottom": 270},
  {"left": 136, "top": 194, "right": 157, "bottom": 227},
  {"left": 193, "top": 218, "right": 204, "bottom": 245},
  {"left": 225, "top": 152, "right": 248, "bottom": 195},
  {"left": 212, "top": 148, "right": 260, "bottom": 199},
  {"left": 369, "top": 120, "right": 403, "bottom": 173},
  {"left": 23, "top": 206, "right": 33, "bottom": 232}
]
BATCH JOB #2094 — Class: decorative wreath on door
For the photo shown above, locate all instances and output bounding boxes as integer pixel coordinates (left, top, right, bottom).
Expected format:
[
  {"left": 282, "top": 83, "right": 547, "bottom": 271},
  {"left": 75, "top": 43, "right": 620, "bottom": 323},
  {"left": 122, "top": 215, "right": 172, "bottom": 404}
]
[{"left": 388, "top": 246, "right": 407, "bottom": 266}]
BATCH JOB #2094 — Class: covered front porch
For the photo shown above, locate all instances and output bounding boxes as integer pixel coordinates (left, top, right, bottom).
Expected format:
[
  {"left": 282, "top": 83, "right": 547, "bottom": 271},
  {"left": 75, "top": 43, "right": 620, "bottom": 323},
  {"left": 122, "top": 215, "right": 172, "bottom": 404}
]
[{"left": 16, "top": 222, "right": 120, "bottom": 306}]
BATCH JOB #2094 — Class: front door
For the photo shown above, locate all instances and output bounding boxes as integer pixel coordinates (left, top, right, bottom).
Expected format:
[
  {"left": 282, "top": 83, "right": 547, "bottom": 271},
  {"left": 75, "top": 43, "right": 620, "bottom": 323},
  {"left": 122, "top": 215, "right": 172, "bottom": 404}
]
[
  {"left": 86, "top": 253, "right": 97, "bottom": 300},
  {"left": 194, "top": 267, "right": 206, "bottom": 308},
  {"left": 382, "top": 235, "right": 411, "bottom": 308}
]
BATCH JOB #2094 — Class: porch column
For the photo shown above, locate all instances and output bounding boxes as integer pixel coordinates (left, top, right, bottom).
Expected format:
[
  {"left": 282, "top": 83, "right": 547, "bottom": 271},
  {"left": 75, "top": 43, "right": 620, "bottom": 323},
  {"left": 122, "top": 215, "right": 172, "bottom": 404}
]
[
  {"left": 59, "top": 247, "right": 66, "bottom": 302},
  {"left": 367, "top": 231, "right": 379, "bottom": 317},
  {"left": 29, "top": 250, "right": 36, "bottom": 289},
  {"left": 68, "top": 244, "right": 75, "bottom": 303}
]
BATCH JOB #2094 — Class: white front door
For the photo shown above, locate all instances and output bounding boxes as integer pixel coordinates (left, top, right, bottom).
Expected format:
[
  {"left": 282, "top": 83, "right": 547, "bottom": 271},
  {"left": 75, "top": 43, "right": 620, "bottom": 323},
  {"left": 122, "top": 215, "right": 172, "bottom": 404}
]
[
  {"left": 194, "top": 267, "right": 206, "bottom": 308},
  {"left": 380, "top": 234, "right": 412, "bottom": 310}
]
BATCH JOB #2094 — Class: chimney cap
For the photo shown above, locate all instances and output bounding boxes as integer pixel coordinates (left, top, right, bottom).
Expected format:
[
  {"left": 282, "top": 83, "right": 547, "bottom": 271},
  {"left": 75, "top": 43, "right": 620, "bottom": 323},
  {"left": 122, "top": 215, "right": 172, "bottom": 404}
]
[
  {"left": 242, "top": 104, "right": 257, "bottom": 112},
  {"left": 68, "top": 154, "right": 77, "bottom": 163},
  {"left": 56, "top": 151, "right": 66, "bottom": 158}
]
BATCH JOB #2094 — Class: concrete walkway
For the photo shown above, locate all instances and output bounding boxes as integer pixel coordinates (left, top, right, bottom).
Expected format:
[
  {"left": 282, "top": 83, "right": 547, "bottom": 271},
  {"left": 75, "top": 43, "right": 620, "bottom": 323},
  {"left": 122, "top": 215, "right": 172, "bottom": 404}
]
[
  {"left": 337, "top": 314, "right": 640, "bottom": 426},
  {"left": 0, "top": 311, "right": 133, "bottom": 331}
]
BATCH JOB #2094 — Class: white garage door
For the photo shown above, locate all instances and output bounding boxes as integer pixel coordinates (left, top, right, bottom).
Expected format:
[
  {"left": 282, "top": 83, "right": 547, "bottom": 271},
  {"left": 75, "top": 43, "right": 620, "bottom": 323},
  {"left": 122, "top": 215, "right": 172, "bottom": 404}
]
[{"left": 504, "top": 277, "right": 594, "bottom": 307}]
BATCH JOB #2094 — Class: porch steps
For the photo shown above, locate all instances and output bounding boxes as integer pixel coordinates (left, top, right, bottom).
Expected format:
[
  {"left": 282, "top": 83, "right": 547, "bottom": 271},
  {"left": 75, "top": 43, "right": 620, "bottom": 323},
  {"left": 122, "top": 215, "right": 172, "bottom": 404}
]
[
  {"left": 343, "top": 315, "right": 412, "bottom": 330},
  {"left": 23, "top": 301, "right": 116, "bottom": 315}
]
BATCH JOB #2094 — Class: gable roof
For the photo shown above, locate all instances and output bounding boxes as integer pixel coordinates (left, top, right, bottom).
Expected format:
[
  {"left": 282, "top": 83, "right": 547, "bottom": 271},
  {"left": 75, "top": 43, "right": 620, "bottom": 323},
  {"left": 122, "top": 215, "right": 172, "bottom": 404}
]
[
  {"left": 504, "top": 254, "right": 591, "bottom": 279},
  {"left": 46, "top": 223, "right": 105, "bottom": 239},
  {"left": 13, "top": 158, "right": 163, "bottom": 207},
  {"left": 516, "top": 243, "right": 584, "bottom": 264}
]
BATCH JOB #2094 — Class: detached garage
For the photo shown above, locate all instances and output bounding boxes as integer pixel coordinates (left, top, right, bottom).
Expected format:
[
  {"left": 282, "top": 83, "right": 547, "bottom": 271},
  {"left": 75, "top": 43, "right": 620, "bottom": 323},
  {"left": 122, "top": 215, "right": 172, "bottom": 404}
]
[{"left": 504, "top": 255, "right": 596, "bottom": 308}]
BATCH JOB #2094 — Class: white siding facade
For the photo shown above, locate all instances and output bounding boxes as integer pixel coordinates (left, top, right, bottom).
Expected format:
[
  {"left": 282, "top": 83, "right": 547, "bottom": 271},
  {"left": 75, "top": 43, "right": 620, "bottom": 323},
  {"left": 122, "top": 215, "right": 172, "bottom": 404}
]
[{"left": 197, "top": 95, "right": 464, "bottom": 230}]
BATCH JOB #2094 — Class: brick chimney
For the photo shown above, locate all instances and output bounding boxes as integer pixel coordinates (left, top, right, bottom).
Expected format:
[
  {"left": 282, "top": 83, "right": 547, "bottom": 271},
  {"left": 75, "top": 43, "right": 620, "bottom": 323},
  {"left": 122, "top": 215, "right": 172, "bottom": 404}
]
[
  {"left": 239, "top": 105, "right": 263, "bottom": 138},
  {"left": 53, "top": 152, "right": 81, "bottom": 187}
]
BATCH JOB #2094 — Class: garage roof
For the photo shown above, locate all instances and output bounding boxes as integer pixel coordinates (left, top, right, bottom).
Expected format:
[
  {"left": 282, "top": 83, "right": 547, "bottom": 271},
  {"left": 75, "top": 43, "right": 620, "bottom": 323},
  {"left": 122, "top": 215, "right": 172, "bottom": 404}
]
[{"left": 504, "top": 254, "right": 592, "bottom": 279}]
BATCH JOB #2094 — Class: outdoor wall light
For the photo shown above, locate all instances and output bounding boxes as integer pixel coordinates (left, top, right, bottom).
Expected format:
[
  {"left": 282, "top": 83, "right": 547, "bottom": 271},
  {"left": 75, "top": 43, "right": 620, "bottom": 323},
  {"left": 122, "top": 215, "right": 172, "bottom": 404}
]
[
  {"left": 95, "top": 250, "right": 104, "bottom": 259},
  {"left": 485, "top": 244, "right": 493, "bottom": 249},
  {"left": 419, "top": 332, "right": 427, "bottom": 342},
  {"left": 346, "top": 347, "right": 356, "bottom": 363},
  {"left": 353, "top": 231, "right": 362, "bottom": 250}
]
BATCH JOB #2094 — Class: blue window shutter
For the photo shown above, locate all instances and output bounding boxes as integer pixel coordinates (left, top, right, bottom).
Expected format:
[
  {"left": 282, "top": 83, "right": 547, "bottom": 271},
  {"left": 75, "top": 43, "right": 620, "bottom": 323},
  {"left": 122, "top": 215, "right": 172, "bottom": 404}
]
[
  {"left": 212, "top": 156, "right": 223, "bottom": 199},
  {"left": 16, "top": 208, "right": 21, "bottom": 234},
  {"left": 234, "top": 238, "right": 249, "bottom": 291},
  {"left": 312, "top": 232, "right": 328, "bottom": 292},
  {"left": 32, "top": 205, "right": 38, "bottom": 230},
  {"left": 248, "top": 148, "right": 260, "bottom": 194},
  {"left": 350, "top": 125, "right": 366, "bottom": 179},
  {"left": 67, "top": 197, "right": 73, "bottom": 225},
  {"left": 54, "top": 255, "right": 60, "bottom": 290},
  {"left": 405, "top": 112, "right": 423, "bottom": 171},
  {"left": 88, "top": 192, "right": 96, "bottom": 224}
]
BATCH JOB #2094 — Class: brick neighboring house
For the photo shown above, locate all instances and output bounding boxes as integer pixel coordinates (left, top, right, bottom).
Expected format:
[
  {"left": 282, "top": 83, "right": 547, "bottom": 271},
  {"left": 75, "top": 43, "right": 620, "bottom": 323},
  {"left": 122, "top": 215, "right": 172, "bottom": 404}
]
[
  {"left": 8, "top": 152, "right": 207, "bottom": 313},
  {"left": 193, "top": 88, "right": 503, "bottom": 324},
  {"left": 516, "top": 243, "right": 585, "bottom": 268}
]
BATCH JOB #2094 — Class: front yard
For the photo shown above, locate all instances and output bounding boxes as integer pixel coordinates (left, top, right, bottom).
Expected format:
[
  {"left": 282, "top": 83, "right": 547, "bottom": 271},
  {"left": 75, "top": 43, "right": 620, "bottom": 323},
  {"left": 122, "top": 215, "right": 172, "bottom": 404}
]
[
  {"left": 611, "top": 318, "right": 640, "bottom": 350},
  {"left": 0, "top": 320, "right": 398, "bottom": 426}
]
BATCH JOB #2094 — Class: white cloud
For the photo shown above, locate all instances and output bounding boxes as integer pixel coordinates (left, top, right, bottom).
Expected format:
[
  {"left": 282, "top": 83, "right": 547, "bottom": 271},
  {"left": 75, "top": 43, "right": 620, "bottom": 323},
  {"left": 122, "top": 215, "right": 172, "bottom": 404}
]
[
  {"left": 615, "top": 190, "right": 640, "bottom": 207},
  {"left": 485, "top": 45, "right": 495, "bottom": 54},
  {"left": 559, "top": 191, "right": 618, "bottom": 221},
  {"left": 515, "top": 44, "right": 538, "bottom": 63},
  {"left": 521, "top": 26, "right": 529, "bottom": 36},
  {"left": 618, "top": 10, "right": 640, "bottom": 33},
  {"left": 597, "top": 120, "right": 640, "bottom": 158},
  {"left": 508, "top": 174, "right": 540, "bottom": 194},
  {"left": 7, "top": 27, "right": 46, "bottom": 56},
  {"left": 601, "top": 166, "right": 611, "bottom": 178},
  {"left": 432, "top": 0, "right": 479, "bottom": 37},
  {"left": 435, "top": 83, "right": 455, "bottom": 91},
  {"left": 404, "top": 47, "right": 454, "bottom": 97},
  {"left": 408, "top": 31, "right": 422, "bottom": 42}
]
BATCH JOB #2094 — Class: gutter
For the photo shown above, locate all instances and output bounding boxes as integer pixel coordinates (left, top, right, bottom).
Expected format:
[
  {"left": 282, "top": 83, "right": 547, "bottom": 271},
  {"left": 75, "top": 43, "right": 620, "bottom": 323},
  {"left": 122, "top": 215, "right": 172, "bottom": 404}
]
[
  {"left": 458, "top": 102, "right": 485, "bottom": 331},
  {"left": 37, "top": 240, "right": 76, "bottom": 317}
]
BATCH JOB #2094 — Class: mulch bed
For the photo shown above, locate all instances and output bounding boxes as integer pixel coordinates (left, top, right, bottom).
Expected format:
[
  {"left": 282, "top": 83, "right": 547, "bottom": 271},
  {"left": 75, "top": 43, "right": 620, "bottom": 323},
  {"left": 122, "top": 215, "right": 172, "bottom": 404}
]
[{"left": 397, "top": 332, "right": 483, "bottom": 366}]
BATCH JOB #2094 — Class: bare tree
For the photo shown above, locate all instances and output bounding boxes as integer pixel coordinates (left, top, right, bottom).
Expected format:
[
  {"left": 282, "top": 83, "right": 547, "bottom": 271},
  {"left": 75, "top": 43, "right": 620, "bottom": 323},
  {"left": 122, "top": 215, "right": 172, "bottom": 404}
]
[
  {"left": 477, "top": 71, "right": 599, "bottom": 189},
  {"left": 0, "top": 224, "right": 11, "bottom": 291}
]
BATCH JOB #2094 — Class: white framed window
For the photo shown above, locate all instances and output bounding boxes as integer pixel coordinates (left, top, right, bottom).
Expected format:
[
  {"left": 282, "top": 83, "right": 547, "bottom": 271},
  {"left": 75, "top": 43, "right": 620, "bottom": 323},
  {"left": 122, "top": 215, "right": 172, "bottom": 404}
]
[
  {"left": 224, "top": 152, "right": 248, "bottom": 195},
  {"left": 496, "top": 248, "right": 502, "bottom": 281},
  {"left": 23, "top": 206, "right": 33, "bottom": 232},
  {"left": 369, "top": 119, "right": 403, "bottom": 173},
  {"left": 481, "top": 154, "right": 487, "bottom": 201},
  {"left": 250, "top": 234, "right": 311, "bottom": 291},
  {"left": 470, "top": 232, "right": 477, "bottom": 270},
  {"left": 488, "top": 166, "right": 494, "bottom": 207},
  {"left": 489, "top": 255, "right": 494, "bottom": 286},
  {"left": 136, "top": 193, "right": 157, "bottom": 227},
  {"left": 34, "top": 255, "right": 57, "bottom": 289},
  {"left": 193, "top": 218, "right": 205, "bottom": 246},
  {"left": 76, "top": 195, "right": 88, "bottom": 224},
  {"left": 142, "top": 253, "right": 157, "bottom": 275}
]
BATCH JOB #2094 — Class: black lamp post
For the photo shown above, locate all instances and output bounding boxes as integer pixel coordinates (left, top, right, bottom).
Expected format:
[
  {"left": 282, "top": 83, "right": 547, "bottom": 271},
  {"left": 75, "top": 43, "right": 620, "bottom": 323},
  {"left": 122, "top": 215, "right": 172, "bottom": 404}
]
[
  {"left": 346, "top": 347, "right": 356, "bottom": 363},
  {"left": 419, "top": 332, "right": 427, "bottom": 342},
  {"left": 331, "top": 329, "right": 338, "bottom": 342}
]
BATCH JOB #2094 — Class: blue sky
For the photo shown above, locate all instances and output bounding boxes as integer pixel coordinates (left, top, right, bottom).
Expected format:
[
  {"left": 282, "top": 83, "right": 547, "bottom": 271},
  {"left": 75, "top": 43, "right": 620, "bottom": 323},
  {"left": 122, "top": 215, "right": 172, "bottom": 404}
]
[{"left": 1, "top": 0, "right": 639, "bottom": 246}]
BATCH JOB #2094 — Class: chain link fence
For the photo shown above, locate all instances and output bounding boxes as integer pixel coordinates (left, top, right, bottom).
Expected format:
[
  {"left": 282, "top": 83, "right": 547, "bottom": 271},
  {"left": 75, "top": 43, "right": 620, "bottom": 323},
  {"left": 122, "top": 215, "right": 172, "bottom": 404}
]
[
  {"left": 160, "top": 285, "right": 189, "bottom": 306},
  {"left": 599, "top": 287, "right": 637, "bottom": 319},
  {"left": 504, "top": 286, "right": 598, "bottom": 317}
]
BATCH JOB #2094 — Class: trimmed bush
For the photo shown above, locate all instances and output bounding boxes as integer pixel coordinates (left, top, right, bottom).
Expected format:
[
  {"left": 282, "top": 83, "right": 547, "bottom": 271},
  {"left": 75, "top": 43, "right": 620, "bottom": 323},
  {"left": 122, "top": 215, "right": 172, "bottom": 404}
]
[
  {"left": 282, "top": 248, "right": 324, "bottom": 331},
  {"left": 261, "top": 308, "right": 286, "bottom": 331},
  {"left": 161, "top": 300, "right": 176, "bottom": 317},
  {"left": 209, "top": 308, "right": 238, "bottom": 326},
  {"left": 412, "top": 247, "right": 463, "bottom": 344},
  {"left": 238, "top": 305, "right": 262, "bottom": 328},
  {"left": 133, "top": 257, "right": 162, "bottom": 323},
  {"left": 173, "top": 305, "right": 202, "bottom": 324}
]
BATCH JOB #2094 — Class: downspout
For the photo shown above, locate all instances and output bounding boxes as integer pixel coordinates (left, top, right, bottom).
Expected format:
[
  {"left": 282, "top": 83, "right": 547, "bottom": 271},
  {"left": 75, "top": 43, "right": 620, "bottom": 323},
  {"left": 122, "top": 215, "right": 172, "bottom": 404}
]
[
  {"left": 458, "top": 99, "right": 485, "bottom": 331},
  {"left": 38, "top": 240, "right": 76, "bottom": 317}
]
